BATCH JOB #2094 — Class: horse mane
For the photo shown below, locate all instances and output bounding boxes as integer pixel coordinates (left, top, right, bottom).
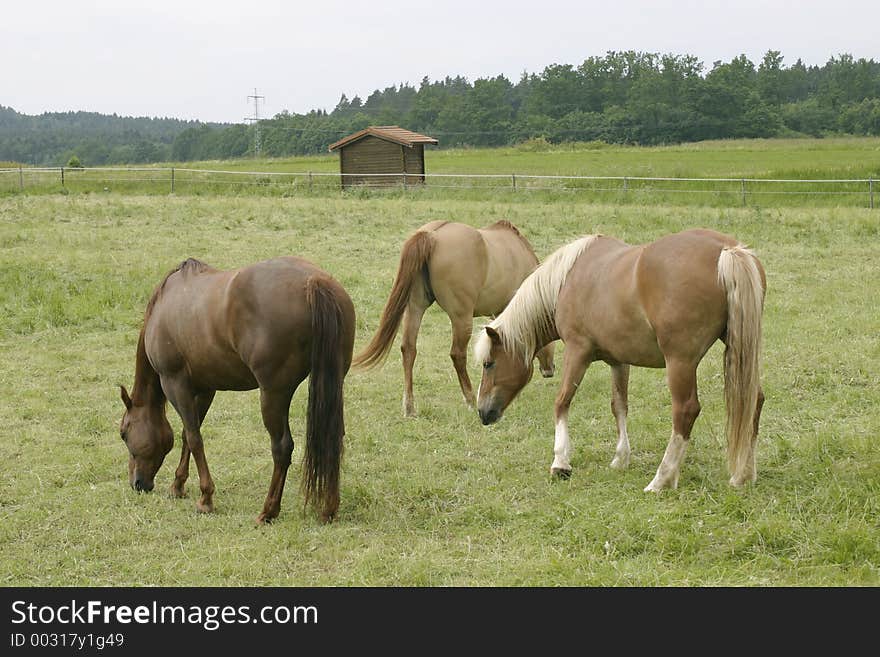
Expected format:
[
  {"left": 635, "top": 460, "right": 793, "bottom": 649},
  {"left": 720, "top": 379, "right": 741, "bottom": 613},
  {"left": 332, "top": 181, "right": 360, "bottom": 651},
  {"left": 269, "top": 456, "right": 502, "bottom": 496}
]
[
  {"left": 484, "top": 219, "right": 538, "bottom": 260},
  {"left": 474, "top": 235, "right": 598, "bottom": 365},
  {"left": 144, "top": 258, "right": 214, "bottom": 322}
]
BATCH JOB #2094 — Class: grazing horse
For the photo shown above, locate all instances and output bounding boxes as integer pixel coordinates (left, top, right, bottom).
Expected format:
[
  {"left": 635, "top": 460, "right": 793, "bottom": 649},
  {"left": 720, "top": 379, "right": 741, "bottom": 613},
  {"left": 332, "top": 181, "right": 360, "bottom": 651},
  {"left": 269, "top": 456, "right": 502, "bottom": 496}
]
[
  {"left": 474, "top": 228, "right": 765, "bottom": 491},
  {"left": 118, "top": 256, "right": 355, "bottom": 523},
  {"left": 354, "top": 220, "right": 555, "bottom": 416}
]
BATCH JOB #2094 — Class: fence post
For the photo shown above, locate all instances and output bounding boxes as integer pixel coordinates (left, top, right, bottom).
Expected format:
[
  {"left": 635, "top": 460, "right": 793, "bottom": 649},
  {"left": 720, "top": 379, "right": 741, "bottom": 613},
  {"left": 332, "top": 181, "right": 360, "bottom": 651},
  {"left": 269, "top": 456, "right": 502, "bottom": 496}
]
[
  {"left": 170, "top": 167, "right": 175, "bottom": 194},
  {"left": 512, "top": 174, "right": 516, "bottom": 191},
  {"left": 308, "top": 171, "right": 313, "bottom": 192},
  {"left": 871, "top": 178, "right": 874, "bottom": 209},
  {"left": 61, "top": 167, "right": 65, "bottom": 188},
  {"left": 403, "top": 172, "right": 408, "bottom": 190},
  {"left": 741, "top": 179, "right": 746, "bottom": 207},
  {"left": 623, "top": 177, "right": 628, "bottom": 193},
  {"left": 19, "top": 166, "right": 23, "bottom": 192}
]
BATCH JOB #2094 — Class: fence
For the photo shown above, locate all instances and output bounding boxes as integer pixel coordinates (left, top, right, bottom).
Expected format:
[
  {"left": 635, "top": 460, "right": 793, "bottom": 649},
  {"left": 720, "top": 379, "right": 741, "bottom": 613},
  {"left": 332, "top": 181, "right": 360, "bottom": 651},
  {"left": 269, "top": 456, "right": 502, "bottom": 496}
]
[{"left": 0, "top": 166, "right": 875, "bottom": 208}]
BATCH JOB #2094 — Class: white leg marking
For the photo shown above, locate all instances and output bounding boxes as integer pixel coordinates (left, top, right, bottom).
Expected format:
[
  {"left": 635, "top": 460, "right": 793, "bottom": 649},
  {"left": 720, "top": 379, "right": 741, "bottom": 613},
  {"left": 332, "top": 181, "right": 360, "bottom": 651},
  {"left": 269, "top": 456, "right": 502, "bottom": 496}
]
[
  {"left": 730, "top": 442, "right": 758, "bottom": 487},
  {"left": 644, "top": 433, "right": 688, "bottom": 492},
  {"left": 610, "top": 410, "right": 630, "bottom": 470},
  {"left": 551, "top": 414, "right": 573, "bottom": 474}
]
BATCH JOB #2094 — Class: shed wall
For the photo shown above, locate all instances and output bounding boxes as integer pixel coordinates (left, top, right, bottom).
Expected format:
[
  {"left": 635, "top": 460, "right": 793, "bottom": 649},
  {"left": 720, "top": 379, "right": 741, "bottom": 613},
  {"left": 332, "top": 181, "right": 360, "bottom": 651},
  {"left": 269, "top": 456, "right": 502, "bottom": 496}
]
[{"left": 338, "top": 135, "right": 428, "bottom": 187}]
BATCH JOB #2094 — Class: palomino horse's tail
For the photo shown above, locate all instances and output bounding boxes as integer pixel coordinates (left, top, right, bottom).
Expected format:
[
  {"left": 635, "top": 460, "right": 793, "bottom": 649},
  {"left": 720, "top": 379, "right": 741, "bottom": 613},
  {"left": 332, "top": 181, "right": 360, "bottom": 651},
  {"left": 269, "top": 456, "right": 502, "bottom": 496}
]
[
  {"left": 304, "top": 277, "right": 347, "bottom": 522},
  {"left": 717, "top": 245, "right": 765, "bottom": 484},
  {"left": 352, "top": 230, "right": 434, "bottom": 368}
]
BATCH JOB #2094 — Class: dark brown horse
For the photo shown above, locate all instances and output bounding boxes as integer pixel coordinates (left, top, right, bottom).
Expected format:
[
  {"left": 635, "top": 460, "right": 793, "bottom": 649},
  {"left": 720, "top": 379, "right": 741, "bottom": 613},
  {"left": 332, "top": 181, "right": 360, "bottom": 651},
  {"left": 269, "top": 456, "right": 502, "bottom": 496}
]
[
  {"left": 354, "top": 220, "right": 555, "bottom": 416},
  {"left": 474, "top": 229, "right": 765, "bottom": 491},
  {"left": 119, "top": 256, "right": 355, "bottom": 523}
]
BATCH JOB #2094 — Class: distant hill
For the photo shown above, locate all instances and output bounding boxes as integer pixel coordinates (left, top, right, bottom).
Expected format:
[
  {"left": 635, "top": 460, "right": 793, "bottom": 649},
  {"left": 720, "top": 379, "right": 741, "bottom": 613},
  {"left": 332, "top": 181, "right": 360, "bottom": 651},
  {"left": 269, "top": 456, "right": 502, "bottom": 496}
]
[{"left": 0, "top": 106, "right": 223, "bottom": 166}]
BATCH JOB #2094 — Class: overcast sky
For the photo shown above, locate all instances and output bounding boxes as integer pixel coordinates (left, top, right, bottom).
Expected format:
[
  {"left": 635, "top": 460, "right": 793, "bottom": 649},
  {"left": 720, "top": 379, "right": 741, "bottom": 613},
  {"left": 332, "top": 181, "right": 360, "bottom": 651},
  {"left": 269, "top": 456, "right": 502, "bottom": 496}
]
[{"left": 2, "top": 0, "right": 878, "bottom": 124}]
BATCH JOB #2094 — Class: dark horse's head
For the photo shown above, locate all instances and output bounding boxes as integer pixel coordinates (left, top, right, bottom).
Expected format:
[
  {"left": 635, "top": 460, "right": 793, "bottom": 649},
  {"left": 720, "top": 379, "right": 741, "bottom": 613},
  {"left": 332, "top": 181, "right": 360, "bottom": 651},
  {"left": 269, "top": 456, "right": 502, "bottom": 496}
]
[{"left": 118, "top": 386, "right": 173, "bottom": 492}]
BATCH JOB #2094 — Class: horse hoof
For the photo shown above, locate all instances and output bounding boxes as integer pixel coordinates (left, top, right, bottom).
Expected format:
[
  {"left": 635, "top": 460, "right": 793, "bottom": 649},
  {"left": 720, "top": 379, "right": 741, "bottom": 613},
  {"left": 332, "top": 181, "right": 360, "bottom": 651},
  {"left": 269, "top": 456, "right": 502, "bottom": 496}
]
[
  {"left": 643, "top": 479, "right": 676, "bottom": 493},
  {"left": 610, "top": 455, "right": 630, "bottom": 470},
  {"left": 256, "top": 513, "right": 275, "bottom": 525},
  {"left": 170, "top": 485, "right": 186, "bottom": 499},
  {"left": 551, "top": 467, "right": 572, "bottom": 480},
  {"left": 196, "top": 501, "right": 214, "bottom": 514},
  {"left": 541, "top": 369, "right": 554, "bottom": 378}
]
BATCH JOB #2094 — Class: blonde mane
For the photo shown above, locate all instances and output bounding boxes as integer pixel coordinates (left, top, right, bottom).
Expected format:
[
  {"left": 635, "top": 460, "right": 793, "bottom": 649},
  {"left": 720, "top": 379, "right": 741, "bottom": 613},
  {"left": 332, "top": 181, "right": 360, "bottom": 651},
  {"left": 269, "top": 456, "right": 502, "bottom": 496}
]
[{"left": 474, "top": 235, "right": 597, "bottom": 365}]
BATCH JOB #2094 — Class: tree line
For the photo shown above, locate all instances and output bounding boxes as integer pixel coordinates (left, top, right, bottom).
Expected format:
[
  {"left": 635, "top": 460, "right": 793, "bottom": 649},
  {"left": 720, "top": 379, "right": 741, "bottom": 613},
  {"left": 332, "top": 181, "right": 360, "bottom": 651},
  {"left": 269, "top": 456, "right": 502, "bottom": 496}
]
[
  {"left": 3, "top": 51, "right": 880, "bottom": 166},
  {"left": 0, "top": 108, "right": 214, "bottom": 167}
]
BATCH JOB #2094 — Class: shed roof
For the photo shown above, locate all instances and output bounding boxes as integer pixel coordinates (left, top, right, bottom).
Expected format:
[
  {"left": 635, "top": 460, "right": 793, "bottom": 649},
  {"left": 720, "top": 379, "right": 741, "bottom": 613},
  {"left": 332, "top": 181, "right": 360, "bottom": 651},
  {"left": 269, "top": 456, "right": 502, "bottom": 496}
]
[{"left": 328, "top": 125, "right": 438, "bottom": 151}]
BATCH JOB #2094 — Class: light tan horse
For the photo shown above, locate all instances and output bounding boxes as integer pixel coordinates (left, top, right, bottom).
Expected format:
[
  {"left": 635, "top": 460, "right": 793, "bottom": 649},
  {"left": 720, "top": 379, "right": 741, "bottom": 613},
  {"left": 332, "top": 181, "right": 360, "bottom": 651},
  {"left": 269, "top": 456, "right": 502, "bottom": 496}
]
[
  {"left": 474, "top": 228, "right": 765, "bottom": 491},
  {"left": 354, "top": 220, "right": 555, "bottom": 416}
]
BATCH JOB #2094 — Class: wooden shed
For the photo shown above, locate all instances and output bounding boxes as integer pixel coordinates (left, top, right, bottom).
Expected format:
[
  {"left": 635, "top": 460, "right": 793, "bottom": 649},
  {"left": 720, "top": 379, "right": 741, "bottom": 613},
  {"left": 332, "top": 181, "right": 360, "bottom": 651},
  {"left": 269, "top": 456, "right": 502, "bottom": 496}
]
[{"left": 328, "top": 125, "right": 438, "bottom": 188}]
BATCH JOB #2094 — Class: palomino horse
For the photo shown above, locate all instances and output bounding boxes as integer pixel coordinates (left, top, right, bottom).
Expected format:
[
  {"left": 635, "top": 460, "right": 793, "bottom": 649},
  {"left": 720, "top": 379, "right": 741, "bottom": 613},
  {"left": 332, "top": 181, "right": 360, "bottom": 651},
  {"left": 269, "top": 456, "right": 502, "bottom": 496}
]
[
  {"left": 118, "top": 256, "right": 355, "bottom": 523},
  {"left": 474, "top": 228, "right": 765, "bottom": 491},
  {"left": 354, "top": 220, "right": 555, "bottom": 416}
]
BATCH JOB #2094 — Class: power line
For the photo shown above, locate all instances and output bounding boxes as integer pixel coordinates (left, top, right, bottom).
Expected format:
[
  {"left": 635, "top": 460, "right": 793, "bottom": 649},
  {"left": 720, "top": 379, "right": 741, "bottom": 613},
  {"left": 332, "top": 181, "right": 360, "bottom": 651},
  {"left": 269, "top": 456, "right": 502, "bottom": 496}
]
[{"left": 244, "top": 88, "right": 265, "bottom": 156}]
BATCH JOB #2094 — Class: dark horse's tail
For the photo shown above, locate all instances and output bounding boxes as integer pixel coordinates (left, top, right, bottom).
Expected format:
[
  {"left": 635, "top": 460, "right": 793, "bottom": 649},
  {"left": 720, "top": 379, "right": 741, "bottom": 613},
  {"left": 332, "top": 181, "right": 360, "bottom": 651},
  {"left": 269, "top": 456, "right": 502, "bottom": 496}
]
[
  {"left": 304, "top": 277, "right": 348, "bottom": 522},
  {"left": 352, "top": 229, "right": 435, "bottom": 368}
]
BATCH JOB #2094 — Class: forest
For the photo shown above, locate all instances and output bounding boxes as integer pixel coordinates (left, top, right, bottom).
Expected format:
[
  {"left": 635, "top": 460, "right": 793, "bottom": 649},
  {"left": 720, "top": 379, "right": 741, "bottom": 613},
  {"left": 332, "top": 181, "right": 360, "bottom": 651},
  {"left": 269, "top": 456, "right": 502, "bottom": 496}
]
[{"left": 2, "top": 51, "right": 879, "bottom": 166}]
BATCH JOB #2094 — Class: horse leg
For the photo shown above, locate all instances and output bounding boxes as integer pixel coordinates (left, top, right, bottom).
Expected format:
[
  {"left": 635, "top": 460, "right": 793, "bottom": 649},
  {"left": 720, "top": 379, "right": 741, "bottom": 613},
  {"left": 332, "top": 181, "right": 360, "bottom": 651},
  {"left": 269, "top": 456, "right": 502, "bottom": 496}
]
[
  {"left": 609, "top": 363, "right": 631, "bottom": 470},
  {"left": 551, "top": 342, "right": 592, "bottom": 478},
  {"left": 536, "top": 343, "right": 556, "bottom": 378},
  {"left": 170, "top": 442, "right": 190, "bottom": 499},
  {"left": 450, "top": 314, "right": 476, "bottom": 409},
  {"left": 163, "top": 379, "right": 215, "bottom": 513},
  {"left": 644, "top": 359, "right": 700, "bottom": 492},
  {"left": 740, "top": 385, "right": 765, "bottom": 485},
  {"left": 256, "top": 388, "right": 295, "bottom": 525},
  {"left": 171, "top": 390, "right": 215, "bottom": 498},
  {"left": 401, "top": 300, "right": 428, "bottom": 417}
]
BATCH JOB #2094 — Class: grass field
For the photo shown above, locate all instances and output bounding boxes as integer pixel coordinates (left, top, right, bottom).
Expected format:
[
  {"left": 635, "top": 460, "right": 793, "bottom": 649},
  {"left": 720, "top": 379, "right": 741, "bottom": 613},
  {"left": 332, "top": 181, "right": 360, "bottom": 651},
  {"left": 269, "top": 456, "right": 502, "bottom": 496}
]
[
  {"left": 163, "top": 136, "right": 880, "bottom": 179},
  {"left": 1, "top": 184, "right": 878, "bottom": 585},
  {"left": 4, "top": 137, "right": 880, "bottom": 208}
]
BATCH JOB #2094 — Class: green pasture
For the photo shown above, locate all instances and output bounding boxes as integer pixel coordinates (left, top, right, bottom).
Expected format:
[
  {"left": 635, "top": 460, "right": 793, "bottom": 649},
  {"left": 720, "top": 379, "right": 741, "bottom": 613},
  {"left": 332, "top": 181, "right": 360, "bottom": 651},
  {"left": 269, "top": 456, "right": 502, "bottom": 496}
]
[
  {"left": 0, "top": 193, "right": 878, "bottom": 586},
  {"left": 162, "top": 136, "right": 880, "bottom": 179},
  {"left": 3, "top": 137, "right": 879, "bottom": 208}
]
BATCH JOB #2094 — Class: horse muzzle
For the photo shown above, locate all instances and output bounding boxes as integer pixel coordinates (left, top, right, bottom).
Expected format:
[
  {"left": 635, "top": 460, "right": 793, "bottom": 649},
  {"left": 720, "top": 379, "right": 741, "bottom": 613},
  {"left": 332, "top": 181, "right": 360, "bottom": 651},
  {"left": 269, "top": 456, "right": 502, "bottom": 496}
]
[
  {"left": 132, "top": 477, "right": 155, "bottom": 493},
  {"left": 479, "top": 407, "right": 501, "bottom": 425}
]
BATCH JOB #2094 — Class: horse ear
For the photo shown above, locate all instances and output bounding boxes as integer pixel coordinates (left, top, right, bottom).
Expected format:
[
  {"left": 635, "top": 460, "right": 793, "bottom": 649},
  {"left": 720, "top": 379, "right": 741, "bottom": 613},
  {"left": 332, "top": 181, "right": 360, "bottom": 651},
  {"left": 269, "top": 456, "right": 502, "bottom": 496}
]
[
  {"left": 120, "top": 385, "right": 133, "bottom": 410},
  {"left": 485, "top": 326, "right": 502, "bottom": 347}
]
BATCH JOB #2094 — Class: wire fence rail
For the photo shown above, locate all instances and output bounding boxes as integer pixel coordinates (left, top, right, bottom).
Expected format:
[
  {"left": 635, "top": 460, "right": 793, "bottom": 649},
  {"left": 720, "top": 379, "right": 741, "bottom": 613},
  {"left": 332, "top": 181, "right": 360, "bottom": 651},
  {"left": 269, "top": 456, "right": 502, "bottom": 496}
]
[{"left": 0, "top": 166, "right": 875, "bottom": 208}]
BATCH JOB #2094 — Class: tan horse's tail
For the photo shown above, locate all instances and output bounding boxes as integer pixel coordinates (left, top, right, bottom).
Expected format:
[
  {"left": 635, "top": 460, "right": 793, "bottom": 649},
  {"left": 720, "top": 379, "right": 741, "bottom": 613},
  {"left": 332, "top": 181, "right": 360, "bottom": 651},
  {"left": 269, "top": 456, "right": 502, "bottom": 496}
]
[
  {"left": 304, "top": 277, "right": 348, "bottom": 522},
  {"left": 717, "top": 245, "right": 765, "bottom": 484},
  {"left": 353, "top": 230, "right": 434, "bottom": 368}
]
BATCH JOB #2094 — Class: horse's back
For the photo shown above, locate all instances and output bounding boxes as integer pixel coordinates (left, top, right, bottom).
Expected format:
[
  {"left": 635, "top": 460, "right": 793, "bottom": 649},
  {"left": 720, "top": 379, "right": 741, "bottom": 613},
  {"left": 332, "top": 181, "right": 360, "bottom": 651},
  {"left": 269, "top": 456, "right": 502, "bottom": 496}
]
[
  {"left": 229, "top": 257, "right": 355, "bottom": 384},
  {"left": 422, "top": 220, "right": 538, "bottom": 318},
  {"left": 147, "top": 257, "right": 354, "bottom": 392},
  {"left": 475, "top": 221, "right": 540, "bottom": 315},
  {"left": 557, "top": 229, "right": 744, "bottom": 366},
  {"left": 417, "top": 222, "right": 487, "bottom": 315},
  {"left": 637, "top": 229, "right": 740, "bottom": 359},
  {"left": 557, "top": 235, "right": 663, "bottom": 366}
]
